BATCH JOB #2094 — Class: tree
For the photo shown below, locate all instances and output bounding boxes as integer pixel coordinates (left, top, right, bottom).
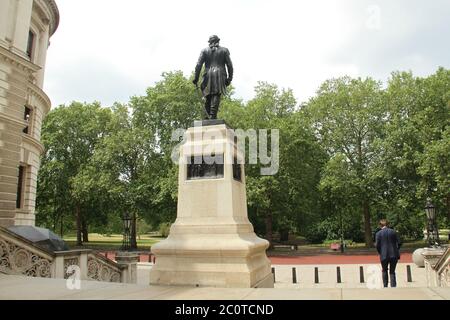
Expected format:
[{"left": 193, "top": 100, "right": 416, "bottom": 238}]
[
  {"left": 130, "top": 71, "right": 204, "bottom": 228},
  {"left": 37, "top": 102, "right": 112, "bottom": 245},
  {"left": 373, "top": 68, "right": 450, "bottom": 236},
  {"left": 305, "top": 77, "right": 385, "bottom": 247},
  {"left": 37, "top": 68, "right": 449, "bottom": 249},
  {"left": 221, "top": 82, "right": 326, "bottom": 246}
]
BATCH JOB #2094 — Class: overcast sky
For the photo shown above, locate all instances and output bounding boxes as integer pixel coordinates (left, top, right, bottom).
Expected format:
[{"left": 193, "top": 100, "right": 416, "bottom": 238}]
[{"left": 44, "top": 0, "right": 450, "bottom": 108}]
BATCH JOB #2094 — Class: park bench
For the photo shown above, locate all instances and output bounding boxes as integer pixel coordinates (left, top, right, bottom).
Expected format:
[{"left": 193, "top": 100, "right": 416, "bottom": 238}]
[{"left": 273, "top": 244, "right": 298, "bottom": 251}]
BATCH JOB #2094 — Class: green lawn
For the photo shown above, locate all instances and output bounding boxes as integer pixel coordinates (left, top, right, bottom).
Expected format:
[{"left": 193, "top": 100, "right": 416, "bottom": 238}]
[
  {"left": 63, "top": 233, "right": 445, "bottom": 253},
  {"left": 64, "top": 233, "right": 163, "bottom": 251}
]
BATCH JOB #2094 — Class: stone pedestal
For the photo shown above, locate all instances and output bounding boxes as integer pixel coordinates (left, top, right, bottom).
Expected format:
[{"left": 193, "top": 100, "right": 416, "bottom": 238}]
[
  {"left": 115, "top": 252, "right": 139, "bottom": 284},
  {"left": 412, "top": 248, "right": 426, "bottom": 267},
  {"left": 422, "top": 247, "right": 448, "bottom": 287},
  {"left": 149, "top": 122, "right": 274, "bottom": 288}
]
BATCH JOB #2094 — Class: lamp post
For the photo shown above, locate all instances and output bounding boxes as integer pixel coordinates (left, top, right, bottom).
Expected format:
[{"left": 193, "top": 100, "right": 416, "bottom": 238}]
[
  {"left": 121, "top": 212, "right": 132, "bottom": 251},
  {"left": 115, "top": 211, "right": 139, "bottom": 283},
  {"left": 424, "top": 198, "right": 439, "bottom": 247}
]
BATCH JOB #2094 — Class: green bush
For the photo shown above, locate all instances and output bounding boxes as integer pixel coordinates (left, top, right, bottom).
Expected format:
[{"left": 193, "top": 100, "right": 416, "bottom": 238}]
[
  {"left": 158, "top": 222, "right": 172, "bottom": 237},
  {"left": 305, "top": 215, "right": 364, "bottom": 244},
  {"left": 322, "top": 239, "right": 355, "bottom": 246}
]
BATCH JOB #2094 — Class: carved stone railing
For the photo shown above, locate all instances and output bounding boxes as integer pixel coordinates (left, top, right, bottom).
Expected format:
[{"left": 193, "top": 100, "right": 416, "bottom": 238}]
[
  {"left": 53, "top": 250, "right": 123, "bottom": 283},
  {"left": 0, "top": 227, "right": 54, "bottom": 278},
  {"left": 423, "top": 246, "right": 450, "bottom": 288},
  {"left": 0, "top": 226, "right": 136, "bottom": 283},
  {"left": 434, "top": 247, "right": 450, "bottom": 288}
]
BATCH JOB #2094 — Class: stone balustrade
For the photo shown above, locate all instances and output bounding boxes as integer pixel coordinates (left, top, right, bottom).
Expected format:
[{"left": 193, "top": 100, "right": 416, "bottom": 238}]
[
  {"left": 0, "top": 226, "right": 53, "bottom": 278},
  {"left": 0, "top": 226, "right": 136, "bottom": 283},
  {"left": 422, "top": 246, "right": 450, "bottom": 288}
]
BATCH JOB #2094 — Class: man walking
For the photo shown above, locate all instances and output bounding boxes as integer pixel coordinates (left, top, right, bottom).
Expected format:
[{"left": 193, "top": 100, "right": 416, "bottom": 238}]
[
  {"left": 193, "top": 35, "right": 233, "bottom": 120},
  {"left": 375, "top": 219, "right": 402, "bottom": 288}
]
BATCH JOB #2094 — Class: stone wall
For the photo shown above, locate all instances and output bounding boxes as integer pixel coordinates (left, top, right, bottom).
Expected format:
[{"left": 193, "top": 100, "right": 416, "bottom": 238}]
[{"left": 0, "top": 0, "right": 58, "bottom": 227}]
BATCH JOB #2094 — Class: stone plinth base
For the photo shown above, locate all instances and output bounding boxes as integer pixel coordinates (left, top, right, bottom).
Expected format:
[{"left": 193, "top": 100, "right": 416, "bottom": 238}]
[
  {"left": 149, "top": 232, "right": 273, "bottom": 288},
  {"left": 149, "top": 123, "right": 273, "bottom": 288}
]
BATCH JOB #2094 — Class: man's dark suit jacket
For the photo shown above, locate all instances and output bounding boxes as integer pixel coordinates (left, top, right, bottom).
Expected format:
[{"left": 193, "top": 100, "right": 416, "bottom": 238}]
[{"left": 375, "top": 227, "right": 401, "bottom": 261}]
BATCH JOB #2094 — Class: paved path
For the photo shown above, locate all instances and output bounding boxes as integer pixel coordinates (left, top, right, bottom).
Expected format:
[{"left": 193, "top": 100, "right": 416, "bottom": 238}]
[
  {"left": 102, "top": 252, "right": 413, "bottom": 265},
  {"left": 269, "top": 253, "right": 413, "bottom": 264},
  {"left": 0, "top": 274, "right": 448, "bottom": 300},
  {"left": 135, "top": 263, "right": 426, "bottom": 289}
]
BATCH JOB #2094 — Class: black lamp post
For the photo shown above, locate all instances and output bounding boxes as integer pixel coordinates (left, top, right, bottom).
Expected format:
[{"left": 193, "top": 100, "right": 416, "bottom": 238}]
[
  {"left": 121, "top": 212, "right": 132, "bottom": 251},
  {"left": 424, "top": 198, "right": 439, "bottom": 247}
]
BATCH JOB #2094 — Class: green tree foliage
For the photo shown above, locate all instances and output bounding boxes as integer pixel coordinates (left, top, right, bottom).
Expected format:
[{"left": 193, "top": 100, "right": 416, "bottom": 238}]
[
  {"left": 305, "top": 77, "right": 385, "bottom": 246},
  {"left": 221, "top": 82, "right": 327, "bottom": 246},
  {"left": 372, "top": 68, "right": 450, "bottom": 237},
  {"left": 37, "top": 102, "right": 112, "bottom": 244},
  {"left": 37, "top": 68, "right": 449, "bottom": 248}
]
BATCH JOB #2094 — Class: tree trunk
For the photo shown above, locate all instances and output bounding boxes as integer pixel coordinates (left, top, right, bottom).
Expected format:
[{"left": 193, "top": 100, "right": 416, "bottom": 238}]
[
  {"left": 265, "top": 212, "right": 273, "bottom": 249},
  {"left": 447, "top": 193, "right": 450, "bottom": 221},
  {"left": 60, "top": 214, "right": 64, "bottom": 238},
  {"left": 52, "top": 214, "right": 57, "bottom": 232},
  {"left": 75, "top": 205, "right": 82, "bottom": 246},
  {"left": 130, "top": 211, "right": 137, "bottom": 250},
  {"left": 82, "top": 218, "right": 89, "bottom": 243},
  {"left": 363, "top": 199, "right": 372, "bottom": 247}
]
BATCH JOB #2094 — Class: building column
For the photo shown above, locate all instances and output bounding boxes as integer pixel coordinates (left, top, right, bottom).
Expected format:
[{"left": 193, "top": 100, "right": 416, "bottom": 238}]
[
  {"left": 0, "top": 0, "right": 10, "bottom": 47},
  {"left": 0, "top": 119, "right": 23, "bottom": 227},
  {"left": 10, "top": 0, "right": 33, "bottom": 58},
  {"left": 36, "top": 25, "right": 50, "bottom": 88}
]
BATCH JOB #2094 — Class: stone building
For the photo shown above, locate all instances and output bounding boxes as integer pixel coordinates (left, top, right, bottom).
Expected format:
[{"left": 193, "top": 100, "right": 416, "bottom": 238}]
[{"left": 0, "top": 0, "right": 59, "bottom": 227}]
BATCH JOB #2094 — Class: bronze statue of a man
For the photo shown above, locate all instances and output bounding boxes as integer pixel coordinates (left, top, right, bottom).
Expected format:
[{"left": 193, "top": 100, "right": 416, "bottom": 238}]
[{"left": 193, "top": 35, "right": 233, "bottom": 120}]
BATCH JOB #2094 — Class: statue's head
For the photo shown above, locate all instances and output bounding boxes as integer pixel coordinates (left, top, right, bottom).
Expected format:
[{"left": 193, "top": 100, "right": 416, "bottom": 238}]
[{"left": 208, "top": 35, "right": 220, "bottom": 46}]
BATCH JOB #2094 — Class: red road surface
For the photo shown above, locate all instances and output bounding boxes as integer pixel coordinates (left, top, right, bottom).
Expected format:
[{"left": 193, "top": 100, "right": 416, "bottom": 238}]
[
  {"left": 269, "top": 253, "right": 413, "bottom": 265},
  {"left": 102, "top": 252, "right": 413, "bottom": 265}
]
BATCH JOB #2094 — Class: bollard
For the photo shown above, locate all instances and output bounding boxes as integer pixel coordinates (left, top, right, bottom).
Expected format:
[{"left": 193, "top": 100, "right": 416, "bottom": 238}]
[
  {"left": 359, "top": 266, "right": 365, "bottom": 283},
  {"left": 292, "top": 267, "right": 297, "bottom": 284},
  {"left": 314, "top": 267, "right": 319, "bottom": 284},
  {"left": 105, "top": 252, "right": 108, "bottom": 259},
  {"left": 149, "top": 253, "right": 152, "bottom": 263},
  {"left": 272, "top": 267, "right": 276, "bottom": 283},
  {"left": 337, "top": 266, "right": 342, "bottom": 283},
  {"left": 406, "top": 265, "right": 413, "bottom": 282}
]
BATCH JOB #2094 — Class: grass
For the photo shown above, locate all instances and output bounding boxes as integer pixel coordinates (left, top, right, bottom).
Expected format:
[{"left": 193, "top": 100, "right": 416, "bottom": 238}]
[
  {"left": 63, "top": 233, "right": 447, "bottom": 253},
  {"left": 64, "top": 233, "right": 163, "bottom": 251}
]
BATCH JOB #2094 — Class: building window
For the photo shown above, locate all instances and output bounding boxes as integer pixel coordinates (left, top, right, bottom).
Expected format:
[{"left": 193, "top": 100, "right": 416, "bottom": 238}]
[
  {"left": 16, "top": 166, "right": 25, "bottom": 209},
  {"left": 26, "top": 30, "right": 35, "bottom": 59},
  {"left": 23, "top": 106, "right": 32, "bottom": 134}
]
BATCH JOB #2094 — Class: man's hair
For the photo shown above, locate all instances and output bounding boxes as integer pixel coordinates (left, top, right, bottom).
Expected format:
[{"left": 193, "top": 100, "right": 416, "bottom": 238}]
[{"left": 379, "top": 219, "right": 389, "bottom": 227}]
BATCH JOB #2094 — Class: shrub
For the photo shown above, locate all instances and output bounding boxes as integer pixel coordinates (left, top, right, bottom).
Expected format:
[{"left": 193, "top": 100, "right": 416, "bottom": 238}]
[
  {"left": 304, "top": 215, "right": 364, "bottom": 244},
  {"left": 158, "top": 222, "right": 172, "bottom": 237}
]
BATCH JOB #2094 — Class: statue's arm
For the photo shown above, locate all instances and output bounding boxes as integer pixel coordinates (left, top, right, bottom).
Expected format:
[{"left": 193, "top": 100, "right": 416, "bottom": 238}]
[
  {"left": 225, "top": 49, "right": 233, "bottom": 83},
  {"left": 193, "top": 50, "right": 205, "bottom": 84}
]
